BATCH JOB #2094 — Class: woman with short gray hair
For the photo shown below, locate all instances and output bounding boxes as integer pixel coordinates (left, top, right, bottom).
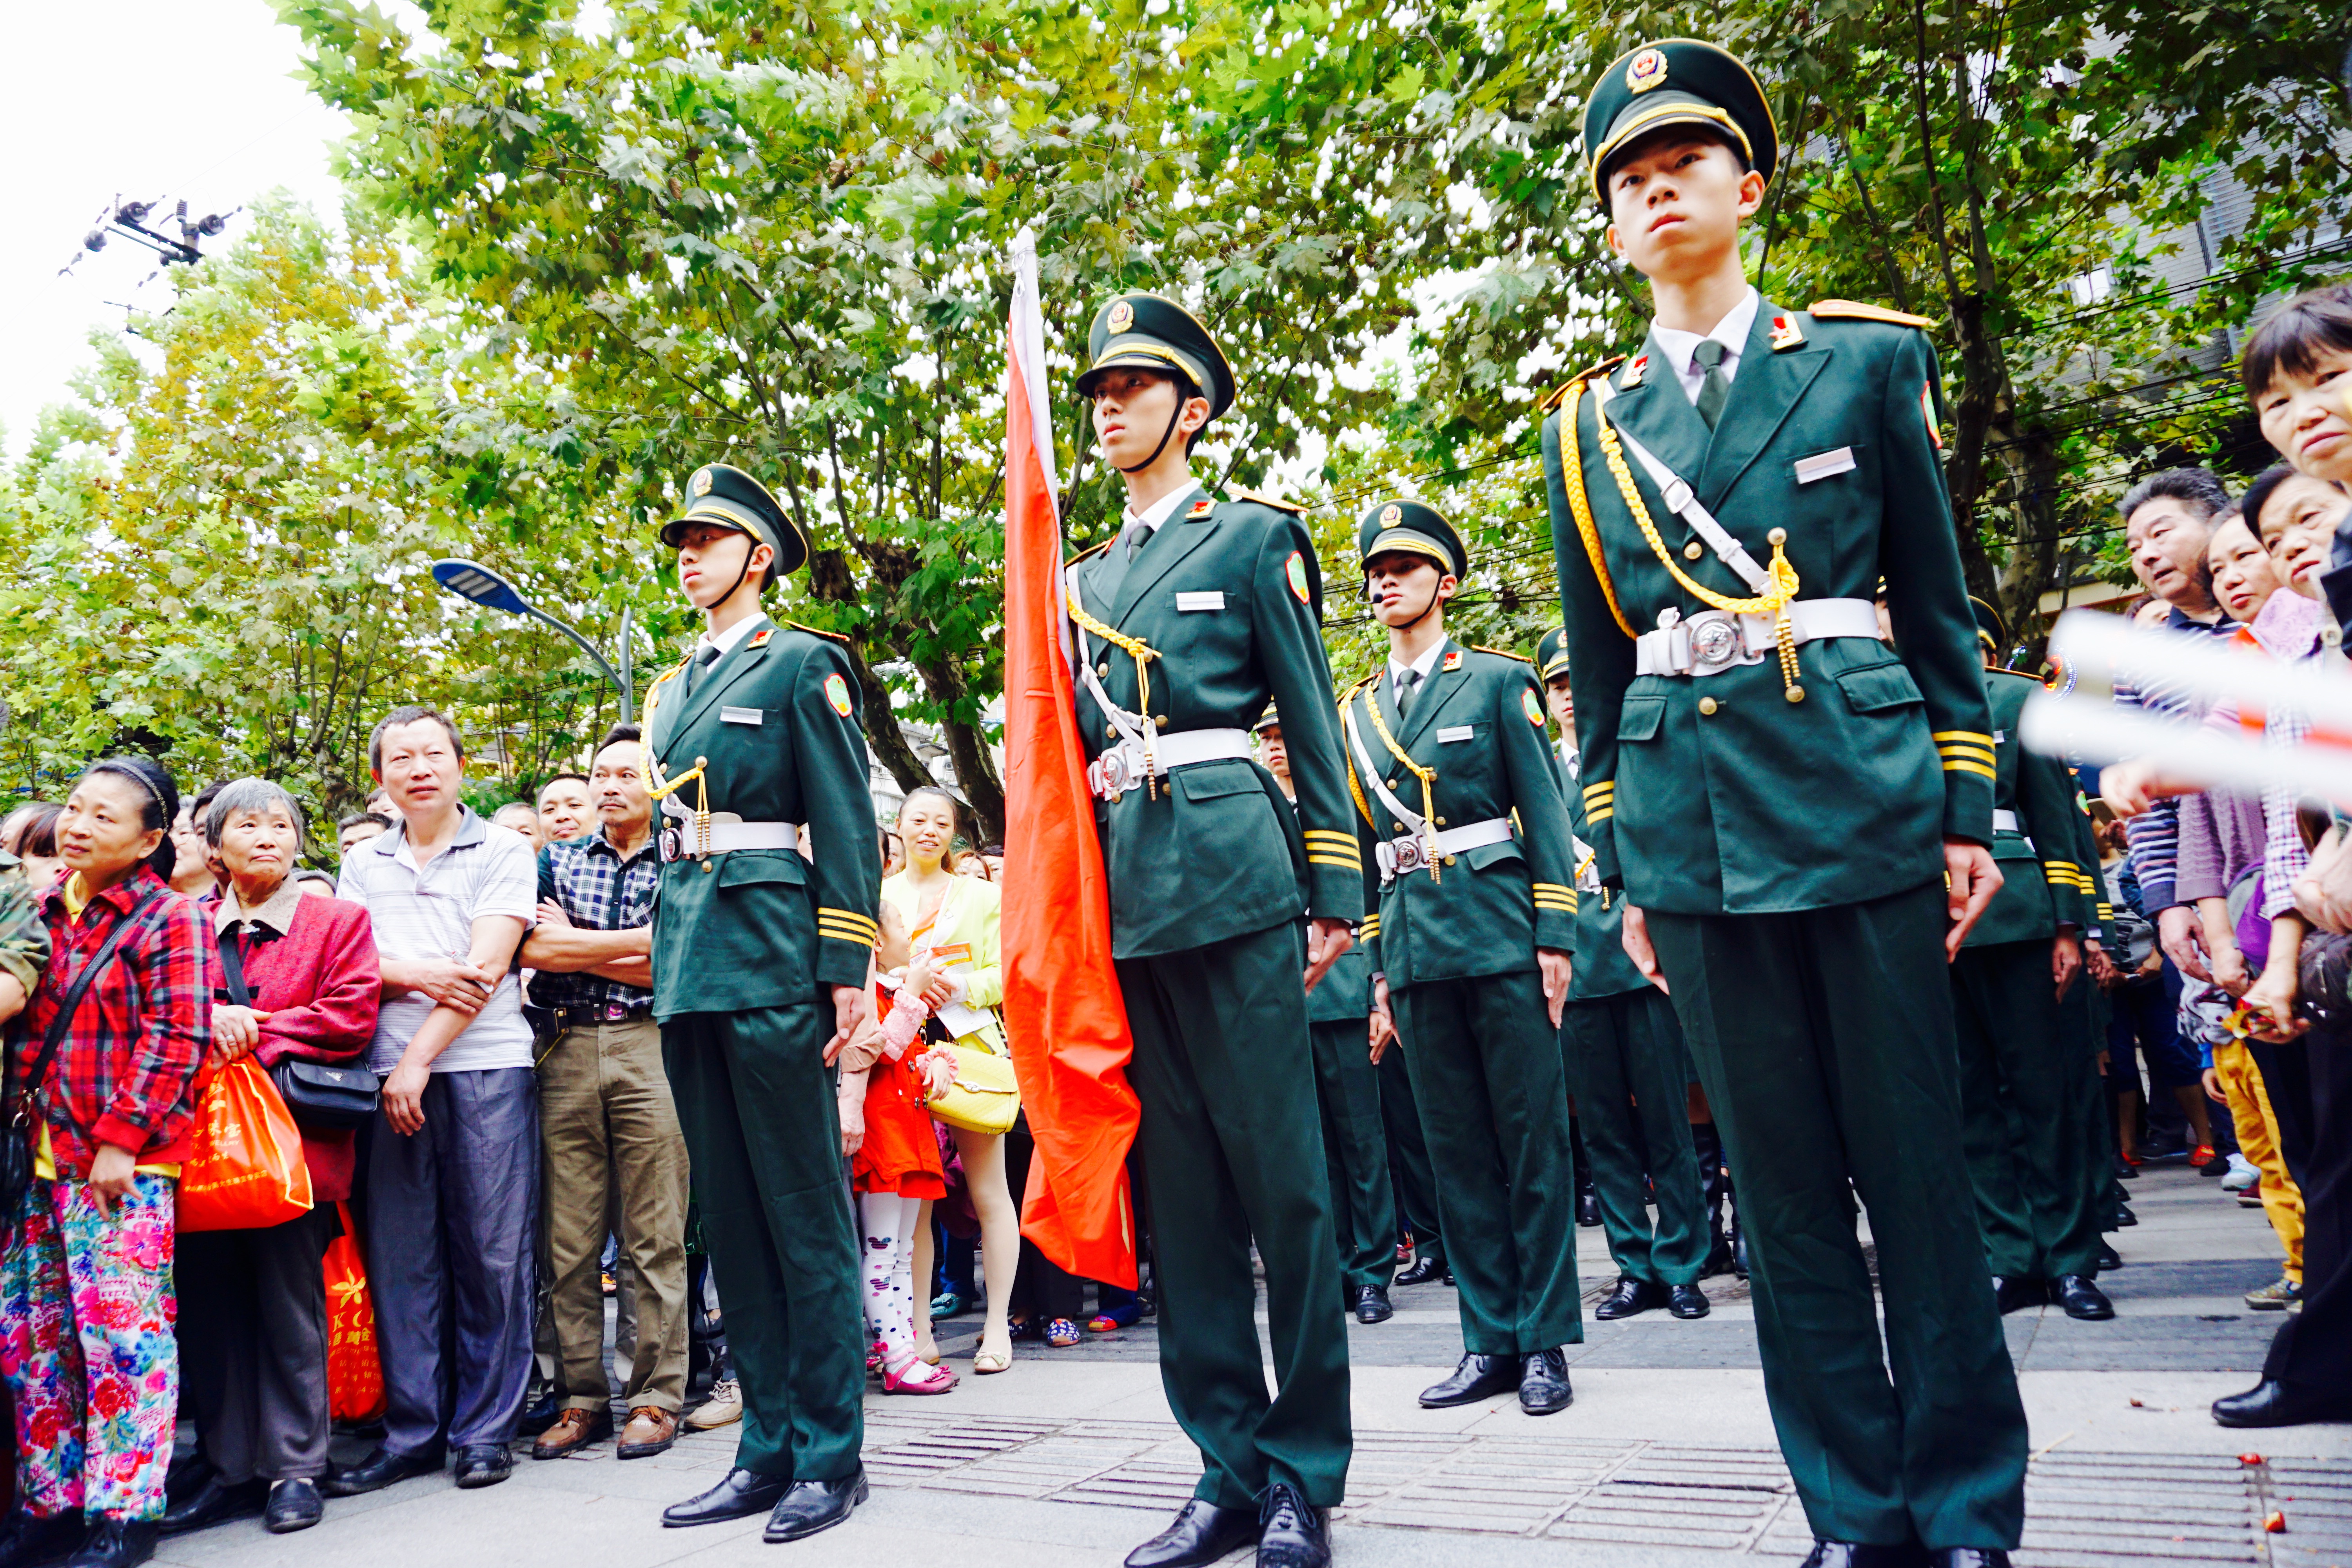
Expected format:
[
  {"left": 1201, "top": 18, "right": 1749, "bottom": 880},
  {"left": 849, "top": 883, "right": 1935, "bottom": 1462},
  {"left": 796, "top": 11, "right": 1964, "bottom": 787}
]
[{"left": 167, "top": 780, "right": 381, "bottom": 1538}]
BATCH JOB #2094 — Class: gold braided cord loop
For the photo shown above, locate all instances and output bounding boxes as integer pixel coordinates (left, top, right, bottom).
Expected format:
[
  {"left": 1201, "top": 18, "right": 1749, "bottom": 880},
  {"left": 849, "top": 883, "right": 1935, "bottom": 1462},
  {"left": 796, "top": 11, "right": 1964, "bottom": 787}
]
[
  {"left": 1337, "top": 685, "right": 1380, "bottom": 829},
  {"left": 638, "top": 664, "right": 715, "bottom": 851},
  {"left": 1068, "top": 591, "right": 1163, "bottom": 794},
  {"left": 1358, "top": 687, "right": 1442, "bottom": 883},
  {"left": 1559, "top": 381, "right": 1639, "bottom": 640},
  {"left": 1590, "top": 395, "right": 1807, "bottom": 700}
]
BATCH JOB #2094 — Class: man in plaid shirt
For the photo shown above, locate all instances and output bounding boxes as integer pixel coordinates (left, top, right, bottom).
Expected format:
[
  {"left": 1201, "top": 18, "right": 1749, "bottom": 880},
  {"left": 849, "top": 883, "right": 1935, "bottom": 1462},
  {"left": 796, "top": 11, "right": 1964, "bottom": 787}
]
[{"left": 520, "top": 724, "right": 691, "bottom": 1463}]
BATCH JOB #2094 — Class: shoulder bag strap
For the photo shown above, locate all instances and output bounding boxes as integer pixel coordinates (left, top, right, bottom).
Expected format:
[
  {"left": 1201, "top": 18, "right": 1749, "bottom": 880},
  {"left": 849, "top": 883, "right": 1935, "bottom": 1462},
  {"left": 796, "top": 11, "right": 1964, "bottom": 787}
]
[
  {"left": 9, "top": 888, "right": 161, "bottom": 1125},
  {"left": 215, "top": 925, "right": 252, "bottom": 1009}
]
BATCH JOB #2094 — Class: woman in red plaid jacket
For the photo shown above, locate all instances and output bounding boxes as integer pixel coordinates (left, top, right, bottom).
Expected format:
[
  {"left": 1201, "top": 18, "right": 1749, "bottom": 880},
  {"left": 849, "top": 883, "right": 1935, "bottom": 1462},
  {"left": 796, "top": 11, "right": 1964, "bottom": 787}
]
[{"left": 0, "top": 758, "right": 212, "bottom": 1568}]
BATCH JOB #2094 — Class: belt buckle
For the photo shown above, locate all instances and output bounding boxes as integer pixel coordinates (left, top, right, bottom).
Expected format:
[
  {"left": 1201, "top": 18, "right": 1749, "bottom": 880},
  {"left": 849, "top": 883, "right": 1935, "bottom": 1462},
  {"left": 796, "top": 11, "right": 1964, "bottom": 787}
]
[
  {"left": 1390, "top": 834, "right": 1425, "bottom": 876},
  {"left": 1686, "top": 612, "right": 1764, "bottom": 678},
  {"left": 1095, "top": 740, "right": 1142, "bottom": 802},
  {"left": 658, "top": 827, "right": 681, "bottom": 863},
  {"left": 599, "top": 1002, "right": 629, "bottom": 1022}
]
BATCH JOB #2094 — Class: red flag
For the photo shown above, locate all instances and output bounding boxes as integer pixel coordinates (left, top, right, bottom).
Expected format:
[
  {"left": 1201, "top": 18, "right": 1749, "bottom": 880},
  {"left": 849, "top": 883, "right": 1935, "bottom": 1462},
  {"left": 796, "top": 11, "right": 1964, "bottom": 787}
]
[{"left": 1000, "top": 234, "right": 1140, "bottom": 1288}]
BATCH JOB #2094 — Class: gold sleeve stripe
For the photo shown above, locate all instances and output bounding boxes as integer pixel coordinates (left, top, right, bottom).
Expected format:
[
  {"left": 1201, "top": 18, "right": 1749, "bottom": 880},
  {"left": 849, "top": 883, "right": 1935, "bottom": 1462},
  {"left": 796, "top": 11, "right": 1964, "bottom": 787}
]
[
  {"left": 1308, "top": 854, "right": 1360, "bottom": 871},
  {"left": 1531, "top": 882, "right": 1573, "bottom": 894},
  {"left": 1583, "top": 781, "right": 1615, "bottom": 797},
  {"left": 816, "top": 908, "right": 878, "bottom": 933},
  {"left": 1303, "top": 828, "right": 1358, "bottom": 842},
  {"left": 1361, "top": 917, "right": 1381, "bottom": 938},
  {"left": 1942, "top": 759, "right": 1997, "bottom": 780},
  {"left": 1534, "top": 897, "right": 1578, "bottom": 912},
  {"left": 818, "top": 929, "right": 877, "bottom": 947},
  {"left": 1932, "top": 730, "right": 1994, "bottom": 745},
  {"left": 1587, "top": 806, "right": 1614, "bottom": 822},
  {"left": 1936, "top": 744, "right": 1997, "bottom": 766}
]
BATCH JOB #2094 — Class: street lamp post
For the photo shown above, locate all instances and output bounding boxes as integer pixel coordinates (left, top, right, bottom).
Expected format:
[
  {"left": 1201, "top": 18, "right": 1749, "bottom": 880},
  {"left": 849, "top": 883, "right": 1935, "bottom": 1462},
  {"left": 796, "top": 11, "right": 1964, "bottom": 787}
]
[{"left": 431, "top": 559, "right": 635, "bottom": 724}]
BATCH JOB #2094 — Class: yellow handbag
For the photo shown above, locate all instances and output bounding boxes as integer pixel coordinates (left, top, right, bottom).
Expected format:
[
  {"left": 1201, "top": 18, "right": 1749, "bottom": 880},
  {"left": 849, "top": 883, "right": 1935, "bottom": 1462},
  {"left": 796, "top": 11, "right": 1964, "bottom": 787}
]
[{"left": 921, "top": 1042, "right": 1020, "bottom": 1135}]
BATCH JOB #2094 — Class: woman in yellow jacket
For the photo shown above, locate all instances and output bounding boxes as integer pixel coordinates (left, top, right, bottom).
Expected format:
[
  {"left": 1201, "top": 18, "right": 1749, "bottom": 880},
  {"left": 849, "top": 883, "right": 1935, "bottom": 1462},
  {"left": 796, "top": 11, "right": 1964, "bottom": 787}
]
[{"left": 884, "top": 788, "right": 1016, "bottom": 1374}]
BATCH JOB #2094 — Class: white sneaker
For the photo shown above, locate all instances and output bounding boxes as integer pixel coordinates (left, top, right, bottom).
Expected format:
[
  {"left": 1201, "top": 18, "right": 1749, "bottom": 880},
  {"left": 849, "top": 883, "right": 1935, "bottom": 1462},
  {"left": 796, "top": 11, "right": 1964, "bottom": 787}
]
[
  {"left": 2221, "top": 1153, "right": 2260, "bottom": 1192},
  {"left": 686, "top": 1378, "right": 742, "bottom": 1430}
]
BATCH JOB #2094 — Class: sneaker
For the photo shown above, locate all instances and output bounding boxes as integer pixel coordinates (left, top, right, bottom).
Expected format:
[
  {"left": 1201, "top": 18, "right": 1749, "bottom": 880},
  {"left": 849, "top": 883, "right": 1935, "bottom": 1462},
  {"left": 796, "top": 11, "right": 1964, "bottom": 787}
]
[
  {"left": 2221, "top": 1154, "right": 2259, "bottom": 1191},
  {"left": 2191, "top": 1143, "right": 2220, "bottom": 1171},
  {"left": 686, "top": 1377, "right": 742, "bottom": 1430},
  {"left": 2245, "top": 1277, "right": 2301, "bottom": 1311},
  {"left": 2239, "top": 1185, "right": 2267, "bottom": 1209}
]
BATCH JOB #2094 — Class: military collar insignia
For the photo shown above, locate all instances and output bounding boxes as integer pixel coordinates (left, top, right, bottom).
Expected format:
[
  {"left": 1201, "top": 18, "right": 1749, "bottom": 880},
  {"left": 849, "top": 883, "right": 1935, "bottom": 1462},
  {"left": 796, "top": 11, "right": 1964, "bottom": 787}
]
[
  {"left": 1768, "top": 312, "right": 1806, "bottom": 351},
  {"left": 1619, "top": 354, "right": 1650, "bottom": 390},
  {"left": 1442, "top": 648, "right": 1463, "bottom": 672},
  {"left": 748, "top": 626, "right": 775, "bottom": 648},
  {"left": 1626, "top": 47, "right": 1668, "bottom": 93},
  {"left": 1186, "top": 497, "right": 1215, "bottom": 519}
]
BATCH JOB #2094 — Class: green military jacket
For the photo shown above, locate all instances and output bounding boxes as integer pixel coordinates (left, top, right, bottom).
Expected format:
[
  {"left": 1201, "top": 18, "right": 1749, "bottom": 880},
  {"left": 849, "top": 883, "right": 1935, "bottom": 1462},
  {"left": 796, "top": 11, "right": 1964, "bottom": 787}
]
[
  {"left": 0, "top": 852, "right": 50, "bottom": 1005},
  {"left": 1346, "top": 641, "right": 1577, "bottom": 990},
  {"left": 1068, "top": 483, "right": 1362, "bottom": 960},
  {"left": 644, "top": 615, "right": 881, "bottom": 1017},
  {"left": 1285, "top": 794, "right": 1374, "bottom": 1023},
  {"left": 1963, "top": 667, "right": 2093, "bottom": 949},
  {"left": 1555, "top": 741, "right": 1650, "bottom": 1000},
  {"left": 1543, "top": 299, "right": 1996, "bottom": 916}
]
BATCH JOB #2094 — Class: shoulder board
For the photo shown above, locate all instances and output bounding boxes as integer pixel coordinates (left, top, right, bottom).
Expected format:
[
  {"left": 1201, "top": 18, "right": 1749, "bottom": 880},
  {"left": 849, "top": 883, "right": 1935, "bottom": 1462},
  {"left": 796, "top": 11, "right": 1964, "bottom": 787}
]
[
  {"left": 1809, "top": 299, "right": 1936, "bottom": 330},
  {"left": 1064, "top": 537, "right": 1116, "bottom": 567},
  {"left": 1536, "top": 354, "right": 1629, "bottom": 414},
  {"left": 1337, "top": 673, "right": 1380, "bottom": 704},
  {"left": 648, "top": 657, "right": 692, "bottom": 688},
  {"left": 782, "top": 619, "right": 848, "bottom": 645},
  {"left": 1474, "top": 645, "right": 1534, "bottom": 665},
  {"left": 1989, "top": 664, "right": 2040, "bottom": 680},
  {"left": 1227, "top": 488, "right": 1305, "bottom": 515}
]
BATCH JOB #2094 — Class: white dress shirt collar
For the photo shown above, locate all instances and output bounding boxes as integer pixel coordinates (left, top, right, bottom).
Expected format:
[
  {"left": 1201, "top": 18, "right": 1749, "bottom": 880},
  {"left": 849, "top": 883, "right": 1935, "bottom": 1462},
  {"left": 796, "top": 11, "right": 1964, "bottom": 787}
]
[
  {"left": 1123, "top": 477, "right": 1202, "bottom": 537},
  {"left": 696, "top": 612, "right": 766, "bottom": 660},
  {"left": 1651, "top": 286, "right": 1761, "bottom": 403},
  {"left": 1388, "top": 639, "right": 1447, "bottom": 694}
]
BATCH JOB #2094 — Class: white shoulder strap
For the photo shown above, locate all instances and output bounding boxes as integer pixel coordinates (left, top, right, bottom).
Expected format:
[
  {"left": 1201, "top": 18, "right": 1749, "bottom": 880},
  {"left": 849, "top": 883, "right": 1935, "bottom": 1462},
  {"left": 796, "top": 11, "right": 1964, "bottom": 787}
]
[
  {"left": 1590, "top": 377, "right": 1771, "bottom": 596},
  {"left": 1342, "top": 690, "right": 1424, "bottom": 837}
]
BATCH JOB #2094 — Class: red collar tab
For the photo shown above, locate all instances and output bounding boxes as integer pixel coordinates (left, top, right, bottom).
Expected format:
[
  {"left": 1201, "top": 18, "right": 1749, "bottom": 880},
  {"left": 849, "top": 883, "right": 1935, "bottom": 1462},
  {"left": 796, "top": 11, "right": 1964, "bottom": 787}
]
[
  {"left": 1441, "top": 648, "right": 1463, "bottom": 671},
  {"left": 1620, "top": 354, "right": 1650, "bottom": 389},
  {"left": 748, "top": 627, "right": 774, "bottom": 648},
  {"left": 1186, "top": 497, "right": 1215, "bottom": 519},
  {"left": 1768, "top": 313, "right": 1806, "bottom": 351}
]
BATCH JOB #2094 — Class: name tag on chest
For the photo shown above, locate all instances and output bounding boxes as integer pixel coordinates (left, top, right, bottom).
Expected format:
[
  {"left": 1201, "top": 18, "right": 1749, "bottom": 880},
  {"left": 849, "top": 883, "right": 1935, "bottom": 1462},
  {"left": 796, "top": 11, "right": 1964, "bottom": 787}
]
[
  {"left": 1175, "top": 591, "right": 1226, "bottom": 612},
  {"left": 1794, "top": 446, "right": 1857, "bottom": 484},
  {"left": 1437, "top": 725, "right": 1475, "bottom": 744},
  {"left": 720, "top": 706, "right": 764, "bottom": 726}
]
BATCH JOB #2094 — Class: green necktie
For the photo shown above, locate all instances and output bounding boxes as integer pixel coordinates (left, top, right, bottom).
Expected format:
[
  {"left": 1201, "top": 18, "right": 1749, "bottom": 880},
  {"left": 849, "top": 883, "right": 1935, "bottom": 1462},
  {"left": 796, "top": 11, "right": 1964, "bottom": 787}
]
[{"left": 1693, "top": 339, "right": 1730, "bottom": 430}]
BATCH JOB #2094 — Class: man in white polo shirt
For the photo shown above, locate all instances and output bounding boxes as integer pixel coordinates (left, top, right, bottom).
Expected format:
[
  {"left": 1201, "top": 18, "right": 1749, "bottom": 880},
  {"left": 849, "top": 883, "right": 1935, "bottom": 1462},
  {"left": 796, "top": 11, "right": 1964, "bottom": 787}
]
[{"left": 326, "top": 705, "right": 540, "bottom": 1496}]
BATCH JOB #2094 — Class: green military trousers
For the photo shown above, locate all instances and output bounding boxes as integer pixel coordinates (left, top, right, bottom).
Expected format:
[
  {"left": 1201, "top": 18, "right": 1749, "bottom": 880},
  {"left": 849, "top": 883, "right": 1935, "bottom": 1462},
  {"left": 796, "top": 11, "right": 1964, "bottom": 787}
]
[
  {"left": 1376, "top": 1047, "right": 1444, "bottom": 1268},
  {"left": 1310, "top": 1020, "right": 1397, "bottom": 1294},
  {"left": 1560, "top": 988, "right": 1710, "bottom": 1286},
  {"left": 1647, "top": 881, "right": 2027, "bottom": 1552},
  {"left": 1951, "top": 940, "right": 2104, "bottom": 1282},
  {"left": 1117, "top": 923, "right": 1352, "bottom": 1509},
  {"left": 661, "top": 1005, "right": 862, "bottom": 1482},
  {"left": 1393, "top": 970, "right": 1583, "bottom": 1356}
]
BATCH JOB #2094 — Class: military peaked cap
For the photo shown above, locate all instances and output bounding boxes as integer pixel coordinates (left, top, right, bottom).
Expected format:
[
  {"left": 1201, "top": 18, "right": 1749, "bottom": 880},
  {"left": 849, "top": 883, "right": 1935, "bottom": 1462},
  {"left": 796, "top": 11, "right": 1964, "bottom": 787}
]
[
  {"left": 658, "top": 462, "right": 808, "bottom": 587},
  {"left": 1358, "top": 499, "right": 1467, "bottom": 579},
  {"left": 1254, "top": 701, "right": 1282, "bottom": 735},
  {"left": 1075, "top": 293, "right": 1236, "bottom": 421},
  {"left": 1969, "top": 595, "right": 2007, "bottom": 650},
  {"left": 1582, "top": 39, "right": 1778, "bottom": 205},
  {"left": 1535, "top": 627, "right": 1572, "bottom": 684}
]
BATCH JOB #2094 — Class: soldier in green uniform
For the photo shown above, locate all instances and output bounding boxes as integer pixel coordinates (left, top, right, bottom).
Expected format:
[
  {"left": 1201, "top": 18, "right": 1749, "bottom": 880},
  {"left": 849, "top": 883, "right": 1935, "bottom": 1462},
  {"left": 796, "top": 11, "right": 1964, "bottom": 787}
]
[
  {"left": 1256, "top": 704, "right": 1397, "bottom": 1324},
  {"left": 640, "top": 463, "right": 879, "bottom": 1544},
  {"left": 1535, "top": 627, "right": 1711, "bottom": 1321},
  {"left": 1543, "top": 40, "right": 2028, "bottom": 1568},
  {"left": 1065, "top": 294, "right": 1356, "bottom": 1568},
  {"left": 1343, "top": 501, "right": 1583, "bottom": 1418}
]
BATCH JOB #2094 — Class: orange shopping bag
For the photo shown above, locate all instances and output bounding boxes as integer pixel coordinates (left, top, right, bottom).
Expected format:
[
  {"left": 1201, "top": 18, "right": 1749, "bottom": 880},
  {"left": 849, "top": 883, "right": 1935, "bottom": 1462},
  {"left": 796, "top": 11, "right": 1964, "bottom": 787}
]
[
  {"left": 323, "top": 1201, "right": 384, "bottom": 1423},
  {"left": 176, "top": 1057, "right": 314, "bottom": 1232}
]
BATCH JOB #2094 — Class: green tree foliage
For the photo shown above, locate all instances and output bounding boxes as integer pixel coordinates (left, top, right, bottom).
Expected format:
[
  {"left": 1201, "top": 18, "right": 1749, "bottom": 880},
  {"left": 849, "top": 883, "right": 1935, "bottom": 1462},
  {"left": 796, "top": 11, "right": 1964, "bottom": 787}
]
[{"left": 0, "top": 203, "right": 668, "bottom": 830}]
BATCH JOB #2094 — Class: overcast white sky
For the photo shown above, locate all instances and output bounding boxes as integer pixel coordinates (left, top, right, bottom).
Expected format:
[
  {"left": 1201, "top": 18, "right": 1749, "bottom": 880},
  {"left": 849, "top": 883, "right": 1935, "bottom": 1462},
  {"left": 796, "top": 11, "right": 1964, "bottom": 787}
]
[{"left": 0, "top": 1, "right": 364, "bottom": 459}]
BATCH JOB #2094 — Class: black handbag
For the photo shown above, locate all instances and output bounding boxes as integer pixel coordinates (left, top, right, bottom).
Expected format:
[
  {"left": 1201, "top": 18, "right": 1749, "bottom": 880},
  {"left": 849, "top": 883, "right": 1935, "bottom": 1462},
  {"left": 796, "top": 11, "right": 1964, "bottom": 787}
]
[
  {"left": 2, "top": 891, "right": 159, "bottom": 1223},
  {"left": 216, "top": 926, "right": 381, "bottom": 1132}
]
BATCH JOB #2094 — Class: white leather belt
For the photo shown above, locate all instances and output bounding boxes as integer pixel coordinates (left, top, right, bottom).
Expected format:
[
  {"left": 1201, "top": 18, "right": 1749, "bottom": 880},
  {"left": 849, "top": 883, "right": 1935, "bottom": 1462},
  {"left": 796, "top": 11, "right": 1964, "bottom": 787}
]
[
  {"left": 1376, "top": 817, "right": 1512, "bottom": 881},
  {"left": 1993, "top": 809, "right": 2018, "bottom": 832},
  {"left": 1089, "top": 727, "right": 1254, "bottom": 801},
  {"left": 657, "top": 800, "right": 800, "bottom": 862},
  {"left": 1632, "top": 598, "right": 1883, "bottom": 678}
]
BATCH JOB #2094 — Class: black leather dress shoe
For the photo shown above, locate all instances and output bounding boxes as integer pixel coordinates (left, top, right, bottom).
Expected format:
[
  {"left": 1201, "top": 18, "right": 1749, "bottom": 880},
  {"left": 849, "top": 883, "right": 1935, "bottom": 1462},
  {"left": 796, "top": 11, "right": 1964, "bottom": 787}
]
[
  {"left": 1927, "top": 1551, "right": 2011, "bottom": 1568},
  {"left": 1395, "top": 1255, "right": 1446, "bottom": 1286},
  {"left": 2095, "top": 1241, "right": 2123, "bottom": 1271},
  {"left": 0, "top": 1510, "right": 84, "bottom": 1568},
  {"left": 1798, "top": 1541, "right": 1931, "bottom": 1568},
  {"left": 1124, "top": 1498, "right": 1261, "bottom": 1568},
  {"left": 1990, "top": 1276, "right": 2044, "bottom": 1315},
  {"left": 62, "top": 1517, "right": 158, "bottom": 1568},
  {"left": 264, "top": 1479, "right": 324, "bottom": 1535},
  {"left": 2115, "top": 1202, "right": 2138, "bottom": 1226},
  {"left": 1519, "top": 1348, "right": 1573, "bottom": 1416},
  {"left": 517, "top": 1387, "right": 562, "bottom": 1434},
  {"left": 320, "top": 1445, "right": 444, "bottom": 1497},
  {"left": 2211, "top": 1379, "right": 2352, "bottom": 1428},
  {"left": 1593, "top": 1276, "right": 1668, "bottom": 1320},
  {"left": 160, "top": 1474, "right": 267, "bottom": 1535},
  {"left": 663, "top": 1466, "right": 791, "bottom": 1527},
  {"left": 1419, "top": 1352, "right": 1522, "bottom": 1408},
  {"left": 2052, "top": 1274, "right": 2114, "bottom": 1321},
  {"left": 1352, "top": 1284, "right": 1393, "bottom": 1323},
  {"left": 763, "top": 1470, "right": 867, "bottom": 1543},
  {"left": 1442, "top": 1268, "right": 1455, "bottom": 1286},
  {"left": 453, "top": 1443, "right": 512, "bottom": 1488},
  {"left": 1668, "top": 1283, "right": 1710, "bottom": 1319},
  {"left": 1256, "top": 1484, "right": 1330, "bottom": 1568},
  {"left": 1575, "top": 1191, "right": 1603, "bottom": 1228}
]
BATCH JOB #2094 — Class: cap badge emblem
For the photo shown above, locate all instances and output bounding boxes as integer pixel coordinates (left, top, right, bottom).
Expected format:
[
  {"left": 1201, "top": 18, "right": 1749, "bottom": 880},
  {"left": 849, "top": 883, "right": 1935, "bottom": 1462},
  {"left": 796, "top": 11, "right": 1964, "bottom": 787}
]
[
  {"left": 1626, "top": 48, "right": 1668, "bottom": 93},
  {"left": 1379, "top": 502, "right": 1403, "bottom": 526},
  {"left": 690, "top": 467, "right": 714, "bottom": 496},
  {"left": 1108, "top": 299, "right": 1135, "bottom": 333}
]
